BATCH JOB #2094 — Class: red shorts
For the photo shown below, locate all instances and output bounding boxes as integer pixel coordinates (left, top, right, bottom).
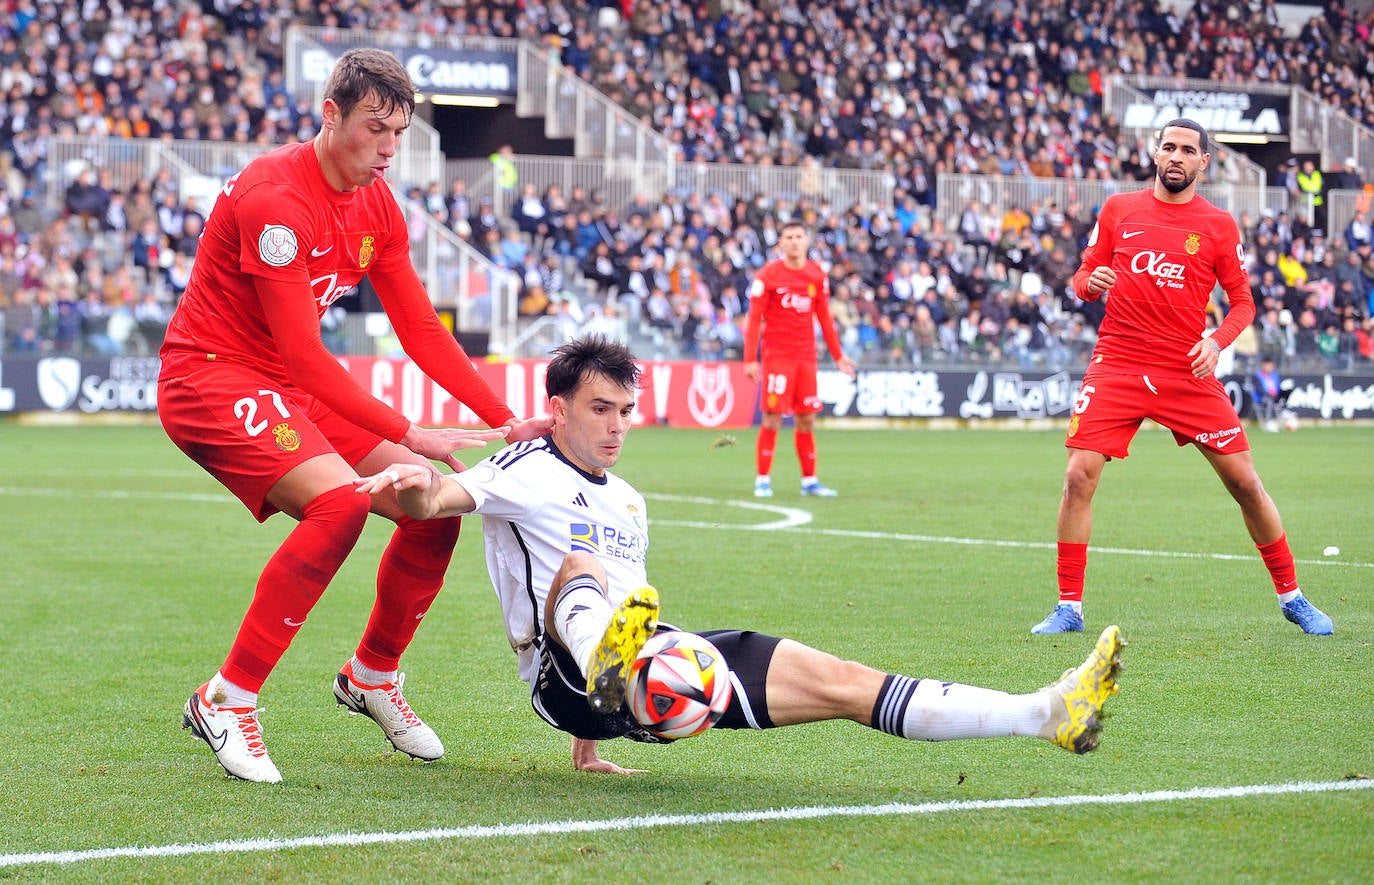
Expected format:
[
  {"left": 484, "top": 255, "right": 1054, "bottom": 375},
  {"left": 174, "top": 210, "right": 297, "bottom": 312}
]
[
  {"left": 1065, "top": 366, "right": 1248, "bottom": 459},
  {"left": 158, "top": 353, "right": 384, "bottom": 521},
  {"left": 758, "top": 356, "right": 821, "bottom": 416}
]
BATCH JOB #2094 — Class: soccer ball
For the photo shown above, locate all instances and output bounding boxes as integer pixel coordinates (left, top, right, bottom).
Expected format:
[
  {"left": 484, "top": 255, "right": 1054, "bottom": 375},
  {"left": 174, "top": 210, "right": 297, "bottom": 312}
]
[
  {"left": 1281, "top": 410, "right": 1300, "bottom": 431},
  {"left": 628, "top": 631, "right": 733, "bottom": 740}
]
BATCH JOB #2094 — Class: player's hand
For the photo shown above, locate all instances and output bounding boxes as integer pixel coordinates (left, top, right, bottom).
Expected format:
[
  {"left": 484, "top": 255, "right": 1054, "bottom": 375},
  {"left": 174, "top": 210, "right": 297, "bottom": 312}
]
[
  {"left": 743, "top": 360, "right": 761, "bottom": 382},
  {"left": 399, "top": 423, "right": 508, "bottom": 471},
  {"left": 1188, "top": 336, "right": 1222, "bottom": 379},
  {"left": 571, "top": 738, "right": 647, "bottom": 775},
  {"left": 504, "top": 415, "right": 552, "bottom": 443},
  {"left": 353, "top": 462, "right": 434, "bottom": 496},
  {"left": 1088, "top": 266, "right": 1116, "bottom": 296},
  {"left": 836, "top": 355, "right": 857, "bottom": 378}
]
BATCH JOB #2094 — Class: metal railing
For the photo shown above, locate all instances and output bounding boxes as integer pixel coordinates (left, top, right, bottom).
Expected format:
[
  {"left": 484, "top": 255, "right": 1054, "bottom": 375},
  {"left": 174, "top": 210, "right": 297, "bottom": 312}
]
[
  {"left": 935, "top": 173, "right": 1288, "bottom": 231},
  {"left": 515, "top": 40, "right": 673, "bottom": 165},
  {"left": 1326, "top": 188, "right": 1374, "bottom": 248},
  {"left": 447, "top": 154, "right": 895, "bottom": 221}
]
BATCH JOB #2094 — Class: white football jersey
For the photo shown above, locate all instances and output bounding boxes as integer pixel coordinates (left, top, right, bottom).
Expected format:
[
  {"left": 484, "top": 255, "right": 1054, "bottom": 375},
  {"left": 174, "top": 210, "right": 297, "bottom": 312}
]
[{"left": 449, "top": 437, "right": 650, "bottom": 683}]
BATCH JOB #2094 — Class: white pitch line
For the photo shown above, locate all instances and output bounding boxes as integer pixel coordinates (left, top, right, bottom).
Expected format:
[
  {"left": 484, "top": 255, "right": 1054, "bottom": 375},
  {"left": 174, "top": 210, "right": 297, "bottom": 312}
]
[
  {"left": 3, "top": 779, "right": 1369, "bottom": 869},
  {"left": 0, "top": 487, "right": 1368, "bottom": 569},
  {"left": 644, "top": 494, "right": 1374, "bottom": 569}
]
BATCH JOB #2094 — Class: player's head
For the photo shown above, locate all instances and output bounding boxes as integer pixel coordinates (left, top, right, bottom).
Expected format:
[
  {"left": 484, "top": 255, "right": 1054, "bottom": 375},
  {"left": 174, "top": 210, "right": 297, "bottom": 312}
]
[
  {"left": 778, "top": 221, "right": 810, "bottom": 263},
  {"left": 1153, "top": 119, "right": 1210, "bottom": 196},
  {"left": 546, "top": 335, "right": 642, "bottom": 474},
  {"left": 319, "top": 49, "right": 415, "bottom": 191},
  {"left": 325, "top": 48, "right": 415, "bottom": 123}
]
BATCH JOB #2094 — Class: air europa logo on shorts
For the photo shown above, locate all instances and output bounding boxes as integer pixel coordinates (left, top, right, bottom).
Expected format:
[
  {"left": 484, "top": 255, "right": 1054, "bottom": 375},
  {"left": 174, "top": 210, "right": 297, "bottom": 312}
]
[{"left": 1195, "top": 425, "right": 1242, "bottom": 447}]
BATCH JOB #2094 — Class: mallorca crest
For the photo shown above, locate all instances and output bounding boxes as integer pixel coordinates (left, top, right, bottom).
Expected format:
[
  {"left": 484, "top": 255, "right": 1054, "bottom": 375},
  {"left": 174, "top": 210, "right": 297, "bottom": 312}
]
[
  {"left": 272, "top": 422, "right": 301, "bottom": 452},
  {"left": 1184, "top": 233, "right": 1201, "bottom": 255},
  {"left": 359, "top": 235, "right": 376, "bottom": 269}
]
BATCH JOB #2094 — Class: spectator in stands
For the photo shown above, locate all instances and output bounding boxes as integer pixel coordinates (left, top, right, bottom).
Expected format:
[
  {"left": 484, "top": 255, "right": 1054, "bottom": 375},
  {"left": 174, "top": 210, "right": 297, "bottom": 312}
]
[
  {"left": 1344, "top": 209, "right": 1371, "bottom": 252},
  {"left": 3, "top": 285, "right": 41, "bottom": 353},
  {"left": 64, "top": 167, "right": 110, "bottom": 235},
  {"left": 511, "top": 181, "right": 549, "bottom": 239}
]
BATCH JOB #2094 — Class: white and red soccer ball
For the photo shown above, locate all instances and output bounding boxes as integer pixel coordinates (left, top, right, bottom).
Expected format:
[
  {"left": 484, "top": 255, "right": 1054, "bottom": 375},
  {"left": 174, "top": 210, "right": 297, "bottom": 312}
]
[{"left": 628, "top": 631, "right": 732, "bottom": 740}]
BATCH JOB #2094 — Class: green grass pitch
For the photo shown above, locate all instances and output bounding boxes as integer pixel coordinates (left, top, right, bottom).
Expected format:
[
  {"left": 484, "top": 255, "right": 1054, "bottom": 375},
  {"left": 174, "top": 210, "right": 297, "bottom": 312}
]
[{"left": 1, "top": 421, "right": 1370, "bottom": 880}]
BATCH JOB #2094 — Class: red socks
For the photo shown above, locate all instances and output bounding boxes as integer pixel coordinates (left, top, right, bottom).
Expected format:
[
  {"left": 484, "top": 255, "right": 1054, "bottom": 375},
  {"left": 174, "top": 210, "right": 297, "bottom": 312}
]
[
  {"left": 795, "top": 430, "right": 817, "bottom": 478},
  {"left": 756, "top": 426, "right": 777, "bottom": 477},
  {"left": 1256, "top": 533, "right": 1299, "bottom": 595},
  {"left": 355, "top": 514, "right": 461, "bottom": 672},
  {"left": 222, "top": 485, "right": 369, "bottom": 691},
  {"left": 1056, "top": 541, "right": 1088, "bottom": 603}
]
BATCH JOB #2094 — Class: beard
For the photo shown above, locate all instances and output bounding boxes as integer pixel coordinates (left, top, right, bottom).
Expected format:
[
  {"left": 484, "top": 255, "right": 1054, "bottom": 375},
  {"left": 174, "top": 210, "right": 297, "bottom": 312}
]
[{"left": 1157, "top": 165, "right": 1197, "bottom": 194}]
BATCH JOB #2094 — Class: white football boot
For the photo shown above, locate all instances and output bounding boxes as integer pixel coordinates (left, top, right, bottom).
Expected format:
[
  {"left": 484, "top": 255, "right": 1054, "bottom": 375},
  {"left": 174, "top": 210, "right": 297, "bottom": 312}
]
[
  {"left": 333, "top": 663, "right": 445, "bottom": 761},
  {"left": 182, "top": 685, "right": 283, "bottom": 783}
]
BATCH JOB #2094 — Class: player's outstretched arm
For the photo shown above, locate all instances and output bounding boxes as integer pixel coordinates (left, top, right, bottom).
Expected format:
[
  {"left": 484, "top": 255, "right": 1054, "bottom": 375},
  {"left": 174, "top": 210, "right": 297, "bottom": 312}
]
[
  {"left": 354, "top": 462, "right": 477, "bottom": 519},
  {"left": 399, "top": 423, "right": 509, "bottom": 471},
  {"left": 571, "top": 737, "right": 648, "bottom": 775}
]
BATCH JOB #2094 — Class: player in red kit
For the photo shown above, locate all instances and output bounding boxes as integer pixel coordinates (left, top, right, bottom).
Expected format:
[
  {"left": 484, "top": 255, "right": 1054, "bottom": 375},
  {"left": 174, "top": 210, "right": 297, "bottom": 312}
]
[
  {"left": 1030, "top": 119, "right": 1333, "bottom": 636},
  {"left": 158, "top": 48, "right": 548, "bottom": 783},
  {"left": 743, "top": 221, "right": 856, "bottom": 497}
]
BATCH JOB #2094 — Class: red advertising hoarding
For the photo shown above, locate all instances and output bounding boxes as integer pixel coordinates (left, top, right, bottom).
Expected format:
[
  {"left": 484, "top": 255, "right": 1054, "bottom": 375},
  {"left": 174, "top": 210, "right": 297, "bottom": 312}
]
[{"left": 339, "top": 356, "right": 759, "bottom": 429}]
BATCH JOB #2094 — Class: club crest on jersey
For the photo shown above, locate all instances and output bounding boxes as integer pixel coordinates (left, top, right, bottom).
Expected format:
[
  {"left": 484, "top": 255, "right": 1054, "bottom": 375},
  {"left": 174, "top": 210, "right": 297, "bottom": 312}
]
[
  {"left": 258, "top": 225, "right": 298, "bottom": 267},
  {"left": 271, "top": 422, "right": 301, "bottom": 452},
  {"left": 1185, "top": 233, "right": 1201, "bottom": 255},
  {"left": 569, "top": 522, "right": 600, "bottom": 554},
  {"left": 627, "top": 505, "right": 644, "bottom": 531},
  {"left": 359, "top": 235, "right": 376, "bottom": 269}
]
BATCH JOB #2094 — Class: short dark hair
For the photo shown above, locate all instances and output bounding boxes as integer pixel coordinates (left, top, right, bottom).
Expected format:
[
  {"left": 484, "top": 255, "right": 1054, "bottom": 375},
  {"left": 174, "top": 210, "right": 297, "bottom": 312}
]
[
  {"left": 323, "top": 48, "right": 415, "bottom": 122},
  {"left": 1157, "top": 118, "right": 1209, "bottom": 153},
  {"left": 780, "top": 220, "right": 809, "bottom": 235},
  {"left": 546, "top": 335, "right": 641, "bottom": 400}
]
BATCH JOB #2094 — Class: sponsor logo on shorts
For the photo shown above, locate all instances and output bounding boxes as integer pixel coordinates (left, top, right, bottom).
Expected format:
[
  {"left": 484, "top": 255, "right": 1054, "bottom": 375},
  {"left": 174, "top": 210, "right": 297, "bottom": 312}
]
[
  {"left": 1196, "top": 426, "right": 1243, "bottom": 448},
  {"left": 272, "top": 422, "right": 301, "bottom": 452}
]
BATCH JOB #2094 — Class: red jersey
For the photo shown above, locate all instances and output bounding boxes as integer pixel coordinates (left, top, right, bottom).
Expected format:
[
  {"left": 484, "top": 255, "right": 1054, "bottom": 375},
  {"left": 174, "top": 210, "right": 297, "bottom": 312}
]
[
  {"left": 1073, "top": 188, "right": 1255, "bottom": 376},
  {"left": 743, "top": 258, "right": 844, "bottom": 364},
  {"left": 161, "top": 140, "right": 512, "bottom": 439}
]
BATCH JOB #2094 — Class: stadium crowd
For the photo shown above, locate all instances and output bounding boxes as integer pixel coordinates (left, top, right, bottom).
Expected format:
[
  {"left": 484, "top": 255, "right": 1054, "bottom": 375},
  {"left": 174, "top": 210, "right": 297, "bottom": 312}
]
[{"left": 0, "top": 0, "right": 1372, "bottom": 373}]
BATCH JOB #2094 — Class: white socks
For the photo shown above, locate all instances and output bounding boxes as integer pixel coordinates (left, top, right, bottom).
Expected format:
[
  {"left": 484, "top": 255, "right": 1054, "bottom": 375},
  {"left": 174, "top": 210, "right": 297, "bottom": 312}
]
[
  {"left": 349, "top": 656, "right": 398, "bottom": 686},
  {"left": 552, "top": 577, "right": 613, "bottom": 676},
  {"left": 206, "top": 671, "right": 258, "bottom": 709},
  {"left": 883, "top": 676, "right": 1053, "bottom": 741}
]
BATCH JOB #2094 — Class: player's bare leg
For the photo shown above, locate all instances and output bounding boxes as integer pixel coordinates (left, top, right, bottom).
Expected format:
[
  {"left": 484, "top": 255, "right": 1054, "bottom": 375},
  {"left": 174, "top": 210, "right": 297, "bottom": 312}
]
[
  {"left": 761, "top": 635, "right": 1123, "bottom": 753},
  {"left": 1200, "top": 446, "right": 1333, "bottom": 634}
]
